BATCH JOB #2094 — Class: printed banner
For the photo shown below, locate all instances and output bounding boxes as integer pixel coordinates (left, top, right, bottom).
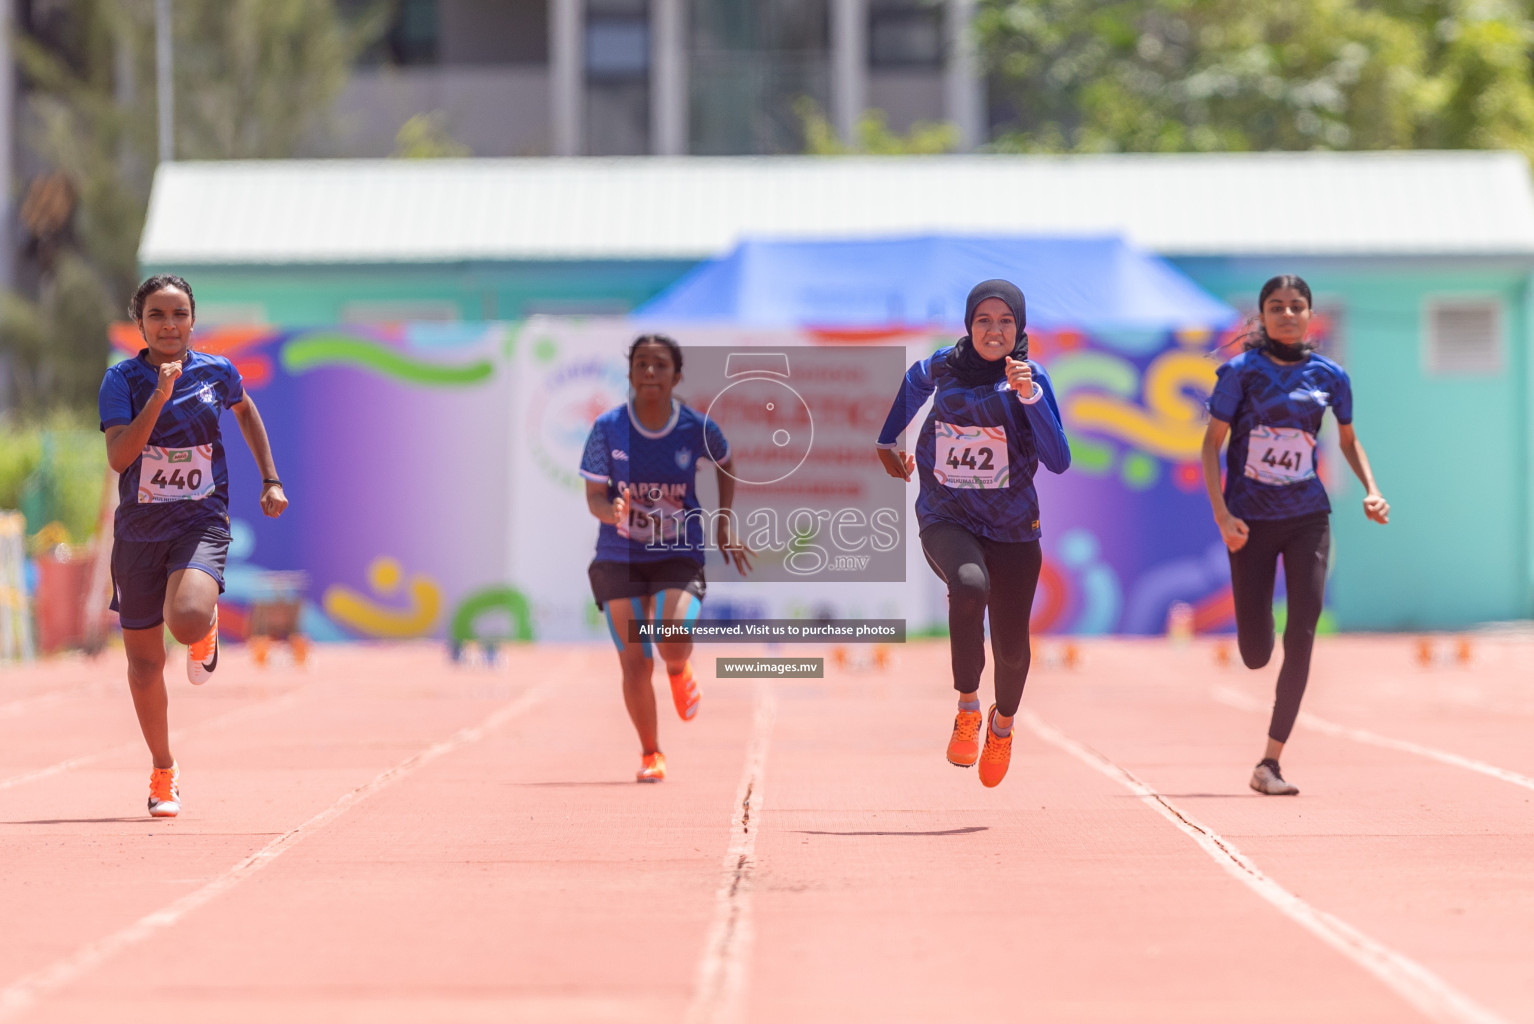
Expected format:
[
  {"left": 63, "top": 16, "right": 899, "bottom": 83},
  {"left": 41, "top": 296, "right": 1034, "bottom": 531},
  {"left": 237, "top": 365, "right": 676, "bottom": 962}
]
[{"left": 107, "top": 316, "right": 1337, "bottom": 642}]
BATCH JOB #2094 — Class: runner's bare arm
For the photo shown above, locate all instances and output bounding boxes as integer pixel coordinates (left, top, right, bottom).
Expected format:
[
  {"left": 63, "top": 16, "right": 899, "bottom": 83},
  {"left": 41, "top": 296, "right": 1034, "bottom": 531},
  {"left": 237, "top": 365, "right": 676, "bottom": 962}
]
[
  {"left": 230, "top": 395, "right": 287, "bottom": 518},
  {"left": 1337, "top": 423, "right": 1389, "bottom": 524},
  {"left": 714, "top": 463, "right": 753, "bottom": 575},
  {"left": 104, "top": 361, "right": 180, "bottom": 472},
  {"left": 1201, "top": 418, "right": 1249, "bottom": 551},
  {"left": 586, "top": 480, "right": 625, "bottom": 525}
]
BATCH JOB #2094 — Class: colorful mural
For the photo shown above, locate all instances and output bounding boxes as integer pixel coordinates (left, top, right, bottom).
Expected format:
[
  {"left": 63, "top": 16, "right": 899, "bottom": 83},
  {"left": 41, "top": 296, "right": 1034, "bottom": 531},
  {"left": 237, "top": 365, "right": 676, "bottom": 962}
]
[{"left": 107, "top": 314, "right": 1337, "bottom": 639}]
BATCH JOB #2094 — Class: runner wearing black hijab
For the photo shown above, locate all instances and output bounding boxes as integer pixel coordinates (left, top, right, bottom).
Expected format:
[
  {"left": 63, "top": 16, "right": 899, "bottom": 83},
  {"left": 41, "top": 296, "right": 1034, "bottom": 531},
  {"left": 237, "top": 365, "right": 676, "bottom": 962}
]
[{"left": 875, "top": 279, "right": 1071, "bottom": 787}]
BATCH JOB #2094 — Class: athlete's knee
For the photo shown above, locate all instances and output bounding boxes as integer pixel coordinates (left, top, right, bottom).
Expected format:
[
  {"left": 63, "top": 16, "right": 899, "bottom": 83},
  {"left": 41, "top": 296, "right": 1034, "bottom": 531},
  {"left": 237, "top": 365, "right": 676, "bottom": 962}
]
[
  {"left": 164, "top": 609, "right": 210, "bottom": 646},
  {"left": 125, "top": 653, "right": 164, "bottom": 687},
  {"left": 617, "top": 646, "right": 652, "bottom": 676},
  {"left": 949, "top": 563, "right": 989, "bottom": 612},
  {"left": 993, "top": 639, "right": 1030, "bottom": 672},
  {"left": 1238, "top": 636, "right": 1273, "bottom": 670},
  {"left": 655, "top": 639, "right": 692, "bottom": 666}
]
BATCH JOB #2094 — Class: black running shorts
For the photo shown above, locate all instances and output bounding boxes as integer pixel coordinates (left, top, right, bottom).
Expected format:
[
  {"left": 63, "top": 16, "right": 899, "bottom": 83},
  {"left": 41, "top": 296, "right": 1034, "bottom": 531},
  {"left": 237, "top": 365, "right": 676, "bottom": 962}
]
[
  {"left": 588, "top": 557, "right": 706, "bottom": 610},
  {"left": 110, "top": 523, "right": 230, "bottom": 630}
]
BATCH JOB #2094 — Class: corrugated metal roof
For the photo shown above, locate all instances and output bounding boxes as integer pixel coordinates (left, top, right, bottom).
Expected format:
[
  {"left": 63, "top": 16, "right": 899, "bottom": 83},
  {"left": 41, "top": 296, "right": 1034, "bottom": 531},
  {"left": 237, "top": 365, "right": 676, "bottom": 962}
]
[{"left": 139, "top": 151, "right": 1534, "bottom": 265}]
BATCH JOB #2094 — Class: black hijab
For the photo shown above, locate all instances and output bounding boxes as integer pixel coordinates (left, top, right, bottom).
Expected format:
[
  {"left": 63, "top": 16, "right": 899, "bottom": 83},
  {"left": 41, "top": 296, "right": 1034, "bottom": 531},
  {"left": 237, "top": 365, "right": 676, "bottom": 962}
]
[{"left": 947, "top": 279, "right": 1029, "bottom": 387}]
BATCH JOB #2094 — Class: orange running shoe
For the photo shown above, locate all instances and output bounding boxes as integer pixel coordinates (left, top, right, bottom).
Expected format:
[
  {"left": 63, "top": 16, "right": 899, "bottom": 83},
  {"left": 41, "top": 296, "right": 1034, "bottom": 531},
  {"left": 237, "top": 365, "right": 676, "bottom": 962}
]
[
  {"left": 148, "top": 763, "right": 181, "bottom": 817},
  {"left": 947, "top": 707, "right": 982, "bottom": 767},
  {"left": 668, "top": 661, "right": 699, "bottom": 721},
  {"left": 187, "top": 607, "right": 219, "bottom": 685},
  {"left": 636, "top": 751, "right": 667, "bottom": 783},
  {"left": 978, "top": 706, "right": 1014, "bottom": 788}
]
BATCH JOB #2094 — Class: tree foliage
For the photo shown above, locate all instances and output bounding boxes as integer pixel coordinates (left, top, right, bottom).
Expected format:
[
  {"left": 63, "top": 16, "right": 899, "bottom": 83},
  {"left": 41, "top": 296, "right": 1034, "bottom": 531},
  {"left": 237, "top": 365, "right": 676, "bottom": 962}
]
[
  {"left": 796, "top": 98, "right": 961, "bottom": 155},
  {"left": 976, "top": 0, "right": 1534, "bottom": 157},
  {"left": 0, "top": 0, "right": 384, "bottom": 413}
]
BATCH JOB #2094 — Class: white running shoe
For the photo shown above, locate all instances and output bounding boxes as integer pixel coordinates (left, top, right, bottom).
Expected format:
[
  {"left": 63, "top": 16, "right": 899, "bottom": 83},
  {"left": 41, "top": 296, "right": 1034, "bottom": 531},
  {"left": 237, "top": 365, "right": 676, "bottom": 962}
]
[
  {"left": 1250, "top": 759, "right": 1299, "bottom": 796},
  {"left": 187, "top": 608, "right": 219, "bottom": 685},
  {"left": 148, "top": 763, "right": 181, "bottom": 817}
]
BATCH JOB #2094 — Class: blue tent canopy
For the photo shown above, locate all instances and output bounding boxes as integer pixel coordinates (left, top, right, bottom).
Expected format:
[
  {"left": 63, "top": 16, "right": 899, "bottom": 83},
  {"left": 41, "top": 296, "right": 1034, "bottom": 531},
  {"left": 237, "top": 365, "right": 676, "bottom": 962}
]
[{"left": 634, "top": 234, "right": 1237, "bottom": 331}]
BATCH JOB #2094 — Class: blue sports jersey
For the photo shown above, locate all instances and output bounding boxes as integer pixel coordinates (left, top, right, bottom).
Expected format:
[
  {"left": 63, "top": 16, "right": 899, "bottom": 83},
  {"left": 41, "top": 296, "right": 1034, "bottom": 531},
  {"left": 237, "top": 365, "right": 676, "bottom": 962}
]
[
  {"left": 579, "top": 399, "right": 731, "bottom": 565},
  {"left": 1207, "top": 349, "right": 1353, "bottom": 521},
  {"left": 876, "top": 349, "right": 1071, "bottom": 543},
  {"left": 99, "top": 349, "right": 245, "bottom": 543}
]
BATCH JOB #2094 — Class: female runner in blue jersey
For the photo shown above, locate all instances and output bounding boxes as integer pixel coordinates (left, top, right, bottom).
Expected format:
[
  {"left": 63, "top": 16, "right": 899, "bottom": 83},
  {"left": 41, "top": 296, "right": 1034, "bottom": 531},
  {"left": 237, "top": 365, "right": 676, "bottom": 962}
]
[
  {"left": 876, "top": 280, "right": 1071, "bottom": 788},
  {"left": 1202, "top": 275, "right": 1389, "bottom": 796},
  {"left": 580, "top": 335, "right": 753, "bottom": 782},
  {"left": 99, "top": 274, "right": 288, "bottom": 817}
]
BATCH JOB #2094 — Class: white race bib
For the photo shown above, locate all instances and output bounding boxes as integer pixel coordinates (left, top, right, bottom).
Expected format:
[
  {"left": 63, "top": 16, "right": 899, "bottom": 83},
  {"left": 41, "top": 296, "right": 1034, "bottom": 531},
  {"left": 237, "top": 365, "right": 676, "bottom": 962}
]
[
  {"left": 1243, "top": 426, "right": 1316, "bottom": 486},
  {"left": 138, "top": 445, "right": 215, "bottom": 503},
  {"left": 934, "top": 423, "right": 1009, "bottom": 489},
  {"left": 617, "top": 486, "right": 685, "bottom": 546}
]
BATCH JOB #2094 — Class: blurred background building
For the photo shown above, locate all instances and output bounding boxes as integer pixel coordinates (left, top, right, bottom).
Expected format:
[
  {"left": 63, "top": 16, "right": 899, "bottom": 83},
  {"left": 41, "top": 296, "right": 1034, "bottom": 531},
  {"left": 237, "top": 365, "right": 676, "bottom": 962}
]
[{"left": 331, "top": 0, "right": 984, "bottom": 158}]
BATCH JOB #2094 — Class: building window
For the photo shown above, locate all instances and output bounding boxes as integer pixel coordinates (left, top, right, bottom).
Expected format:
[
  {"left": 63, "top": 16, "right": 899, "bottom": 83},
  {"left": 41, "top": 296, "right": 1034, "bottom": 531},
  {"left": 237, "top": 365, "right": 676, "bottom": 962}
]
[
  {"left": 869, "top": 3, "right": 943, "bottom": 68},
  {"left": 1425, "top": 298, "right": 1502, "bottom": 375},
  {"left": 587, "top": 2, "right": 650, "bottom": 82}
]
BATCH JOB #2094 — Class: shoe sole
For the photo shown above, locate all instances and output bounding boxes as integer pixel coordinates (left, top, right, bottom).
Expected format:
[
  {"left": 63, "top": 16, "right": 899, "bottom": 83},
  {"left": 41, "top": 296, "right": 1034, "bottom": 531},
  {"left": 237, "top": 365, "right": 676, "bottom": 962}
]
[
  {"left": 946, "top": 755, "right": 977, "bottom": 768},
  {"left": 635, "top": 776, "right": 664, "bottom": 783},
  {"left": 149, "top": 806, "right": 179, "bottom": 817}
]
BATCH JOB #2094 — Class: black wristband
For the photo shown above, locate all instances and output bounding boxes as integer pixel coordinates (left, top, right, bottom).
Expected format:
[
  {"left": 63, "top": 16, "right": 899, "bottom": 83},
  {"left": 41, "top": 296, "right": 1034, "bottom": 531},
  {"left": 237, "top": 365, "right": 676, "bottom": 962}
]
[{"left": 263, "top": 478, "right": 282, "bottom": 486}]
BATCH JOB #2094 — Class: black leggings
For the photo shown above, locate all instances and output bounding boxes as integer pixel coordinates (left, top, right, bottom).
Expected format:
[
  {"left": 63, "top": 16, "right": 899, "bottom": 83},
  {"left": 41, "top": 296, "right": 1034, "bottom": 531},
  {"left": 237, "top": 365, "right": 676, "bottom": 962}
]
[
  {"left": 920, "top": 522, "right": 1042, "bottom": 718},
  {"left": 1229, "top": 511, "right": 1331, "bottom": 744}
]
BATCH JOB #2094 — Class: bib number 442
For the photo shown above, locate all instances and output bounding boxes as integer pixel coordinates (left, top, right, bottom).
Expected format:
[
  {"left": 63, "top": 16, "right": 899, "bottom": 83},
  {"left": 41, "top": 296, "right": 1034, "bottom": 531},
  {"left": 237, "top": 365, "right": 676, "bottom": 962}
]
[{"left": 944, "top": 446, "right": 995, "bottom": 471}]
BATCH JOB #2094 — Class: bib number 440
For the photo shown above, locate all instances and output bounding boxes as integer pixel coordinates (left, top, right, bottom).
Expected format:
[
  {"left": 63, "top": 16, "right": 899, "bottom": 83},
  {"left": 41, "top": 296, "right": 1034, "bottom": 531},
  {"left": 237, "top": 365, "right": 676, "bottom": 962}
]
[
  {"left": 149, "top": 467, "right": 204, "bottom": 491},
  {"left": 138, "top": 444, "right": 216, "bottom": 503}
]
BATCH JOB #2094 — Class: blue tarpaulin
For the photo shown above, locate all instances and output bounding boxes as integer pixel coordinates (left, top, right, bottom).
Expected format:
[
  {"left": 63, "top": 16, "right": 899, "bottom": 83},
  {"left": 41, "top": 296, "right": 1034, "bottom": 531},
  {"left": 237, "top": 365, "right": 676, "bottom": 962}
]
[{"left": 635, "top": 234, "right": 1237, "bottom": 331}]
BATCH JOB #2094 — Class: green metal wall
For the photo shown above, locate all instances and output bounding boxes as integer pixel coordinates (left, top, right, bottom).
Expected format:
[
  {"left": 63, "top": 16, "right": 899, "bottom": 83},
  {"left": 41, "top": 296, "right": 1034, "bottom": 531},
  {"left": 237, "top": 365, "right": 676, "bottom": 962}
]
[{"left": 1175, "top": 257, "right": 1533, "bottom": 630}]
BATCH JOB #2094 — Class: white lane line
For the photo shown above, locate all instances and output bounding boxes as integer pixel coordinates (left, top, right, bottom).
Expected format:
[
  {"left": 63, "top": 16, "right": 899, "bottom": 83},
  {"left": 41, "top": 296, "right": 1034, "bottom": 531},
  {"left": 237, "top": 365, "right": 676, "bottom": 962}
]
[
  {"left": 0, "top": 689, "right": 308, "bottom": 793},
  {"left": 0, "top": 681, "right": 549, "bottom": 1022},
  {"left": 686, "top": 683, "right": 779, "bottom": 1024},
  {"left": 1021, "top": 710, "right": 1508, "bottom": 1024},
  {"left": 1212, "top": 686, "right": 1534, "bottom": 795}
]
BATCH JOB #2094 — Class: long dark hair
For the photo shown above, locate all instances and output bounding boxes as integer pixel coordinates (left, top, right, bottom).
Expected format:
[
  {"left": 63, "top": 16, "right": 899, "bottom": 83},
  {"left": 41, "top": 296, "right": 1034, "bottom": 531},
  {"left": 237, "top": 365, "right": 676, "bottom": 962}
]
[{"left": 1238, "top": 274, "right": 1314, "bottom": 353}]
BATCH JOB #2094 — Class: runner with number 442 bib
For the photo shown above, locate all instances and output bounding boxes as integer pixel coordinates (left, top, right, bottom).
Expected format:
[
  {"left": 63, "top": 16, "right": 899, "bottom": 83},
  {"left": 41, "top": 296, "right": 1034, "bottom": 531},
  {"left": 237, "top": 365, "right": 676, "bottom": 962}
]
[
  {"left": 876, "top": 279, "right": 1070, "bottom": 789},
  {"left": 1202, "top": 274, "right": 1389, "bottom": 797},
  {"left": 99, "top": 274, "right": 288, "bottom": 818}
]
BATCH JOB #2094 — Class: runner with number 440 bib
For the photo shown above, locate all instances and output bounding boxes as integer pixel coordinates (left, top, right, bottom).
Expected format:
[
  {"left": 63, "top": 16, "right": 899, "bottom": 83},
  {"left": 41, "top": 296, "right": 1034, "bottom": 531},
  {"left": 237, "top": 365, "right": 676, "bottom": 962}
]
[
  {"left": 876, "top": 279, "right": 1071, "bottom": 789},
  {"left": 1202, "top": 275, "right": 1389, "bottom": 797},
  {"left": 99, "top": 274, "right": 288, "bottom": 818}
]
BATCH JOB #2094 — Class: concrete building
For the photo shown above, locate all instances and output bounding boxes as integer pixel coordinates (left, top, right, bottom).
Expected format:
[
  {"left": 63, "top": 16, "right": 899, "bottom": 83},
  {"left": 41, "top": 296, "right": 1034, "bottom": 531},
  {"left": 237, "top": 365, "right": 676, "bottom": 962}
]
[{"left": 330, "top": 0, "right": 985, "bottom": 158}]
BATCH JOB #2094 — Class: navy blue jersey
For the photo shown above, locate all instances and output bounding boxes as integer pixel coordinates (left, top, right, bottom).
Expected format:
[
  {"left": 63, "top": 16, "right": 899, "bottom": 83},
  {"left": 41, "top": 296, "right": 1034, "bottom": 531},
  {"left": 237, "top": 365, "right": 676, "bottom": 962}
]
[
  {"left": 1208, "top": 349, "right": 1353, "bottom": 521},
  {"left": 877, "top": 348, "right": 1070, "bottom": 543},
  {"left": 580, "top": 400, "right": 731, "bottom": 565},
  {"left": 99, "top": 349, "right": 246, "bottom": 542}
]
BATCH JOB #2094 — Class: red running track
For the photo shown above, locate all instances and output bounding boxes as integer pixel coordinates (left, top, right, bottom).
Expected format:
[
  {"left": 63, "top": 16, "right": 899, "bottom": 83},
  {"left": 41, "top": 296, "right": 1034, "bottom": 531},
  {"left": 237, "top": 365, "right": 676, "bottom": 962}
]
[{"left": 1, "top": 636, "right": 1531, "bottom": 1022}]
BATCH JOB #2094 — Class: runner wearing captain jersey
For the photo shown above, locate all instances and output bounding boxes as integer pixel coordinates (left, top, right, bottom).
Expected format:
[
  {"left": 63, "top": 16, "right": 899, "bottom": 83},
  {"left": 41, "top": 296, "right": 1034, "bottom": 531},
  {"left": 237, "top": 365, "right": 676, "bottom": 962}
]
[
  {"left": 1202, "top": 275, "right": 1389, "bottom": 796},
  {"left": 876, "top": 279, "right": 1071, "bottom": 788},
  {"left": 580, "top": 334, "right": 753, "bottom": 783},
  {"left": 99, "top": 274, "right": 288, "bottom": 817}
]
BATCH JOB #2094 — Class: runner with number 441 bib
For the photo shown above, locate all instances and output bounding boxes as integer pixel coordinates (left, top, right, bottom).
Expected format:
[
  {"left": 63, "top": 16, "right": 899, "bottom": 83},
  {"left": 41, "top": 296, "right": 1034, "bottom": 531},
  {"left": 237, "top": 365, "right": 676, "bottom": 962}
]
[
  {"left": 876, "top": 279, "right": 1070, "bottom": 789},
  {"left": 1202, "top": 274, "right": 1389, "bottom": 798},
  {"left": 99, "top": 274, "right": 288, "bottom": 818}
]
